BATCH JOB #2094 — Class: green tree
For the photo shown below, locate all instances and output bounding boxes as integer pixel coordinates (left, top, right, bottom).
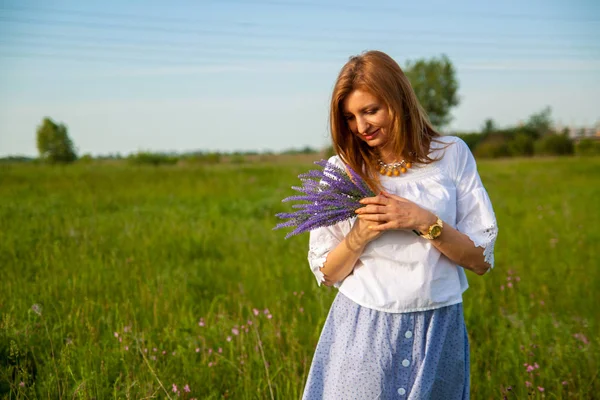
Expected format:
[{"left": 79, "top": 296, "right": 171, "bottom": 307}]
[
  {"left": 405, "top": 54, "right": 459, "bottom": 129},
  {"left": 481, "top": 118, "right": 497, "bottom": 134},
  {"left": 36, "top": 117, "right": 77, "bottom": 163},
  {"left": 525, "top": 106, "right": 553, "bottom": 139}
]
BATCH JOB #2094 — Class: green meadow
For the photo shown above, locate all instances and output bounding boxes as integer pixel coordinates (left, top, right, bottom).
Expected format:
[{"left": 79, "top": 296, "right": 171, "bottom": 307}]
[{"left": 1, "top": 156, "right": 598, "bottom": 399}]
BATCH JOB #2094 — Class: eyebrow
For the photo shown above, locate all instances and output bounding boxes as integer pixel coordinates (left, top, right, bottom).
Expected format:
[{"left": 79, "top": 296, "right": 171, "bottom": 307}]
[{"left": 342, "top": 103, "right": 380, "bottom": 115}]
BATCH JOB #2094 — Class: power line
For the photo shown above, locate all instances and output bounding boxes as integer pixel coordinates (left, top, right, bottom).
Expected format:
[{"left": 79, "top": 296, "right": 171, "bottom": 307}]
[
  {"left": 8, "top": 1, "right": 594, "bottom": 24},
  {"left": 208, "top": 0, "right": 600, "bottom": 23},
  {"left": 1, "top": 50, "right": 599, "bottom": 73},
  {"left": 0, "top": 34, "right": 597, "bottom": 60},
  {"left": 3, "top": 30, "right": 597, "bottom": 52},
  {"left": 0, "top": 5, "right": 598, "bottom": 40},
  {"left": 0, "top": 15, "right": 597, "bottom": 56}
]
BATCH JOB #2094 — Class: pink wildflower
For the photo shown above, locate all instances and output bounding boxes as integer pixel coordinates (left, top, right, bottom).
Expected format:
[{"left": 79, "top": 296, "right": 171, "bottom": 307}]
[
  {"left": 263, "top": 308, "right": 270, "bottom": 315},
  {"left": 574, "top": 333, "right": 590, "bottom": 345},
  {"left": 562, "top": 381, "right": 568, "bottom": 385},
  {"left": 247, "top": 320, "right": 253, "bottom": 326},
  {"left": 218, "top": 347, "right": 222, "bottom": 353},
  {"left": 172, "top": 383, "right": 178, "bottom": 393},
  {"left": 538, "top": 387, "right": 544, "bottom": 392},
  {"left": 527, "top": 365, "right": 535, "bottom": 373},
  {"left": 227, "top": 336, "right": 232, "bottom": 342},
  {"left": 19, "top": 382, "right": 25, "bottom": 387},
  {"left": 267, "top": 314, "right": 273, "bottom": 319},
  {"left": 195, "top": 347, "right": 200, "bottom": 352},
  {"left": 184, "top": 384, "right": 190, "bottom": 393},
  {"left": 252, "top": 308, "right": 259, "bottom": 316},
  {"left": 114, "top": 332, "right": 119, "bottom": 338},
  {"left": 525, "top": 381, "right": 532, "bottom": 387},
  {"left": 232, "top": 328, "right": 239, "bottom": 335},
  {"left": 125, "top": 346, "right": 129, "bottom": 351},
  {"left": 507, "top": 282, "right": 513, "bottom": 288}
]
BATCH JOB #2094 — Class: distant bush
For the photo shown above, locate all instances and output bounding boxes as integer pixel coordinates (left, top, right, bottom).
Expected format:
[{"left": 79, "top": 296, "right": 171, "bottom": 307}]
[
  {"left": 455, "top": 133, "right": 484, "bottom": 151},
  {"left": 0, "top": 156, "right": 36, "bottom": 164},
  {"left": 78, "top": 154, "right": 94, "bottom": 164},
  {"left": 507, "top": 133, "right": 535, "bottom": 157},
  {"left": 575, "top": 138, "right": 600, "bottom": 156},
  {"left": 128, "top": 152, "right": 178, "bottom": 166},
  {"left": 534, "top": 134, "right": 574, "bottom": 156},
  {"left": 282, "top": 146, "right": 318, "bottom": 155},
  {"left": 229, "top": 154, "right": 246, "bottom": 164},
  {"left": 184, "top": 152, "right": 222, "bottom": 164},
  {"left": 473, "top": 134, "right": 510, "bottom": 158},
  {"left": 324, "top": 146, "right": 335, "bottom": 159}
]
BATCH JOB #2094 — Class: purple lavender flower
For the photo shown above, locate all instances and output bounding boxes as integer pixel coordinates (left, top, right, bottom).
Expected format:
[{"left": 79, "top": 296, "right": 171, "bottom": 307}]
[{"left": 274, "top": 159, "right": 375, "bottom": 238}]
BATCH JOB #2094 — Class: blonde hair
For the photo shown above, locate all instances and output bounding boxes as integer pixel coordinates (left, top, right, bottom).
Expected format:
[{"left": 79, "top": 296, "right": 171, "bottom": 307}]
[{"left": 330, "top": 50, "right": 442, "bottom": 191}]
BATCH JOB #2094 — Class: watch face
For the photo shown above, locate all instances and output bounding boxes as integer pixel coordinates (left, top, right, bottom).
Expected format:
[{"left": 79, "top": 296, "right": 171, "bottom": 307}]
[{"left": 430, "top": 225, "right": 442, "bottom": 238}]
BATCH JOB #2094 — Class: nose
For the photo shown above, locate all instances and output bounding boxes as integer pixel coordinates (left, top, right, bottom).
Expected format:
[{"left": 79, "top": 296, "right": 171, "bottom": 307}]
[{"left": 356, "top": 117, "right": 370, "bottom": 134}]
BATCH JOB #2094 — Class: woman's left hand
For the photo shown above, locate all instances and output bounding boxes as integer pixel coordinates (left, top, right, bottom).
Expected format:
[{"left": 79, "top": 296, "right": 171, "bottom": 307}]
[{"left": 355, "top": 191, "right": 436, "bottom": 233}]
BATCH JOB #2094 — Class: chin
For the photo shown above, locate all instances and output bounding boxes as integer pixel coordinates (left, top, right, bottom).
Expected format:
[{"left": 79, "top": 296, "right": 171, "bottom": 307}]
[{"left": 364, "top": 138, "right": 385, "bottom": 148}]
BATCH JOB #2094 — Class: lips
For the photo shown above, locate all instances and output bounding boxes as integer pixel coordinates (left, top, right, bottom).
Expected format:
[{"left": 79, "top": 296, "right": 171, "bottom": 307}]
[{"left": 363, "top": 129, "right": 380, "bottom": 141}]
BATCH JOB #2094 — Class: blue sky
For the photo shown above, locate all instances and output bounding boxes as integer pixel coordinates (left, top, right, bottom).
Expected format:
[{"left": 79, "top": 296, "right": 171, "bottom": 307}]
[{"left": 0, "top": 0, "right": 598, "bottom": 157}]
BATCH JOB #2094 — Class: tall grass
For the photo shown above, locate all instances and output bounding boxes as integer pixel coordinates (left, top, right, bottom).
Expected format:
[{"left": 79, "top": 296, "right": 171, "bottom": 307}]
[{"left": 1, "top": 157, "right": 598, "bottom": 399}]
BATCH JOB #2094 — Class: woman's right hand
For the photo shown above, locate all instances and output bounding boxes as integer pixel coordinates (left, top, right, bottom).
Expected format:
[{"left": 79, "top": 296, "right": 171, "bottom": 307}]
[{"left": 348, "top": 216, "right": 383, "bottom": 248}]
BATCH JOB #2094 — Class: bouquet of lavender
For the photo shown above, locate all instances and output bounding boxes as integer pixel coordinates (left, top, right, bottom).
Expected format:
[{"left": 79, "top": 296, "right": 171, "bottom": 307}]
[{"left": 274, "top": 159, "right": 375, "bottom": 238}]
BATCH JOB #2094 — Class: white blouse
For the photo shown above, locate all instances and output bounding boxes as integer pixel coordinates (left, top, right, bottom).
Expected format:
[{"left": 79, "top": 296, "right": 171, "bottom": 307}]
[{"left": 307, "top": 136, "right": 498, "bottom": 313}]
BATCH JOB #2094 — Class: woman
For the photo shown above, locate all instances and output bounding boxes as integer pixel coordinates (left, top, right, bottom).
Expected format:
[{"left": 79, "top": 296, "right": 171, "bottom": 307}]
[{"left": 302, "top": 50, "right": 497, "bottom": 399}]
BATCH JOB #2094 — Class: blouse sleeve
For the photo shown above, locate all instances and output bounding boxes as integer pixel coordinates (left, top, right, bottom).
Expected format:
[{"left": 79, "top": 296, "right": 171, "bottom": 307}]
[
  {"left": 307, "top": 221, "right": 349, "bottom": 287},
  {"left": 306, "top": 155, "right": 352, "bottom": 287},
  {"left": 453, "top": 138, "right": 498, "bottom": 270}
]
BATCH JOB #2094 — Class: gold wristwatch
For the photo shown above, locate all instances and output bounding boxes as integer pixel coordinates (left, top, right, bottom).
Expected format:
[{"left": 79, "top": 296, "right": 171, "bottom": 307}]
[{"left": 416, "top": 217, "right": 443, "bottom": 240}]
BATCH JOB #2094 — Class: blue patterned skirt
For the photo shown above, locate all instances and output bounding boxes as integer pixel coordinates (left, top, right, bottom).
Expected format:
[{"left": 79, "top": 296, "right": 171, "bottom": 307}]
[{"left": 302, "top": 293, "right": 470, "bottom": 399}]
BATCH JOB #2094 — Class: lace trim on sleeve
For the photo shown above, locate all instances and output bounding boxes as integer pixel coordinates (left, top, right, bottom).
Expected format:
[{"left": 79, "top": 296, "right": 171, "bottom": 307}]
[
  {"left": 462, "top": 221, "right": 498, "bottom": 269},
  {"left": 307, "top": 246, "right": 327, "bottom": 286}
]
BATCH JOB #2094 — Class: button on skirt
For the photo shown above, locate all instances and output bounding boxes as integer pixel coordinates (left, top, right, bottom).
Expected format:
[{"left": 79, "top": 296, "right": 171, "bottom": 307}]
[{"left": 302, "top": 293, "right": 470, "bottom": 399}]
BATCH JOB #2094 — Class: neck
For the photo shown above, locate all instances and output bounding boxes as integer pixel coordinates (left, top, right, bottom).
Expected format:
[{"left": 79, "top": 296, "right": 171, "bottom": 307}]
[{"left": 378, "top": 148, "right": 401, "bottom": 164}]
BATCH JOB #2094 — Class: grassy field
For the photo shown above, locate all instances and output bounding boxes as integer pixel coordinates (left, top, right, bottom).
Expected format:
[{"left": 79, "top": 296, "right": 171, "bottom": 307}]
[{"left": 1, "top": 156, "right": 598, "bottom": 399}]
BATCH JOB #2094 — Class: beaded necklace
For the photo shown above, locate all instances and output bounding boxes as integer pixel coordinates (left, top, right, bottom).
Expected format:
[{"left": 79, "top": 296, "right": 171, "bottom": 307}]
[{"left": 377, "top": 159, "right": 412, "bottom": 177}]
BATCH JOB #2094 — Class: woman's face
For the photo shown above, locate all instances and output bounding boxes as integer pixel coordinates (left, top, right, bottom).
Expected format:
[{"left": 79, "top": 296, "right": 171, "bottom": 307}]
[{"left": 342, "top": 89, "right": 392, "bottom": 151}]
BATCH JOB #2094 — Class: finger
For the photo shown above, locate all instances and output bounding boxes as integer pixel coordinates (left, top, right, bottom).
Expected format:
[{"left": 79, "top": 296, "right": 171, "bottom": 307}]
[
  {"left": 380, "top": 190, "right": 406, "bottom": 202},
  {"left": 355, "top": 204, "right": 386, "bottom": 214},
  {"left": 359, "top": 195, "right": 389, "bottom": 205},
  {"left": 368, "top": 221, "right": 396, "bottom": 231},
  {"left": 358, "top": 214, "right": 389, "bottom": 222}
]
